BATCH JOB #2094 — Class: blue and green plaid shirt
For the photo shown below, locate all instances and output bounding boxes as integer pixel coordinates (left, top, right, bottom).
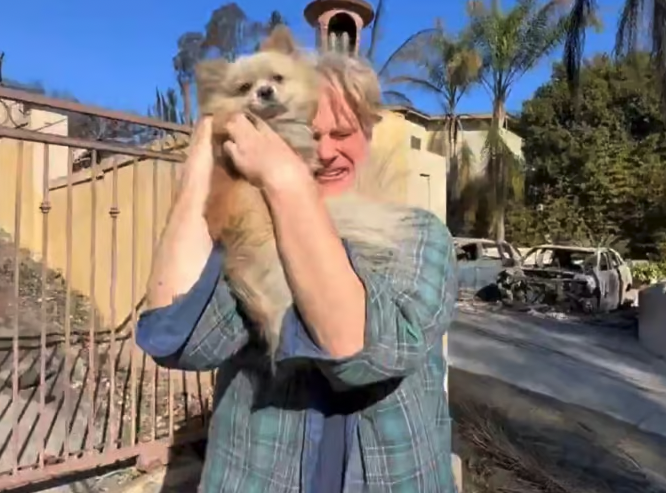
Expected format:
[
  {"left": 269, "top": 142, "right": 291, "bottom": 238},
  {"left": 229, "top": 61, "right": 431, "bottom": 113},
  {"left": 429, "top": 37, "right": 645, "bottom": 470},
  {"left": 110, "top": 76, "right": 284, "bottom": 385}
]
[{"left": 137, "top": 208, "right": 457, "bottom": 492}]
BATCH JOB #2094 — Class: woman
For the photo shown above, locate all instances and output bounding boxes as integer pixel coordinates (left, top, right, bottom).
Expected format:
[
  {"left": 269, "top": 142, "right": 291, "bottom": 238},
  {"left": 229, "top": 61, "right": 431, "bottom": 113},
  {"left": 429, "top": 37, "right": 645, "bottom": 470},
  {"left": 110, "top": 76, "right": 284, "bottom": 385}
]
[{"left": 137, "top": 53, "right": 458, "bottom": 492}]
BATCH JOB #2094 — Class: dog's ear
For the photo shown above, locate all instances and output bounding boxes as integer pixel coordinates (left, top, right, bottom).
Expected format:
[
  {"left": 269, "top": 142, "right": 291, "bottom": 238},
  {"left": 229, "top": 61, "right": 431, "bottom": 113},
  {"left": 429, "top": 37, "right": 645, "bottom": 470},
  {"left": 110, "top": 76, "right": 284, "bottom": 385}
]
[
  {"left": 194, "top": 58, "right": 228, "bottom": 112},
  {"left": 259, "top": 25, "right": 298, "bottom": 55}
]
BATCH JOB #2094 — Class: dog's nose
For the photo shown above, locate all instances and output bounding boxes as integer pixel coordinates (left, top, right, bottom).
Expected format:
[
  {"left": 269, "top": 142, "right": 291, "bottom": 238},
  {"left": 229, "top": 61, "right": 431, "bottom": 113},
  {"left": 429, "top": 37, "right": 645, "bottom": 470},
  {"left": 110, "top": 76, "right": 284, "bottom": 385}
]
[{"left": 257, "top": 85, "right": 275, "bottom": 101}]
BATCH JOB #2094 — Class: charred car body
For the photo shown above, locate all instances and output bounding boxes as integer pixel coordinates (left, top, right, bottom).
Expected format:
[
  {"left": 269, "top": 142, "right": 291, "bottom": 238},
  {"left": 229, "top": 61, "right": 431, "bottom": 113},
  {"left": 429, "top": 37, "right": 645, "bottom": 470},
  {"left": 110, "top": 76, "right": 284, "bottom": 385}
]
[
  {"left": 454, "top": 237, "right": 522, "bottom": 294},
  {"left": 498, "top": 245, "right": 633, "bottom": 312}
]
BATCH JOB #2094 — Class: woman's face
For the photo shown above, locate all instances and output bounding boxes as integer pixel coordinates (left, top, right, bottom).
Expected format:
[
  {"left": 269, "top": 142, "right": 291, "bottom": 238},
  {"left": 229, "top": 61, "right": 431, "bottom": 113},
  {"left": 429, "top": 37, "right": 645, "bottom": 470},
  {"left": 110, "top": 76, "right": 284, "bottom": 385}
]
[{"left": 312, "top": 83, "right": 370, "bottom": 196}]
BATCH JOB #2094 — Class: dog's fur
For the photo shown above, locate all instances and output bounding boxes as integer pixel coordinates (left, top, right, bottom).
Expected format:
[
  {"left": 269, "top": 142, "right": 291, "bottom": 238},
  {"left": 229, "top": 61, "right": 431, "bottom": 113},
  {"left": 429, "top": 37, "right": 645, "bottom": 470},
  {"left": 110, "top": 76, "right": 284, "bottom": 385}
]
[{"left": 196, "top": 26, "right": 419, "bottom": 355}]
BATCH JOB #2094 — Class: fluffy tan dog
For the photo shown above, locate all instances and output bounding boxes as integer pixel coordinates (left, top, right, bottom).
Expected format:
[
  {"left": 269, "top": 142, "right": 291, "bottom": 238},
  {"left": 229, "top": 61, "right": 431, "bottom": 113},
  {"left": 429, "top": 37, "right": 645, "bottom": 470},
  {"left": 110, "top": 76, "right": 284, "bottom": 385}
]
[{"left": 196, "top": 26, "right": 417, "bottom": 355}]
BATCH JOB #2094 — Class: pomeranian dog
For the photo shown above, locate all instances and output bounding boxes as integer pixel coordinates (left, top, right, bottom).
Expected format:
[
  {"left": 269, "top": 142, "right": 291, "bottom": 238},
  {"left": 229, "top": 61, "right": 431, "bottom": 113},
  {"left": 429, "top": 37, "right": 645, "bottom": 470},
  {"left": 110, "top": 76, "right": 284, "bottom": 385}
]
[{"left": 196, "top": 26, "right": 417, "bottom": 356}]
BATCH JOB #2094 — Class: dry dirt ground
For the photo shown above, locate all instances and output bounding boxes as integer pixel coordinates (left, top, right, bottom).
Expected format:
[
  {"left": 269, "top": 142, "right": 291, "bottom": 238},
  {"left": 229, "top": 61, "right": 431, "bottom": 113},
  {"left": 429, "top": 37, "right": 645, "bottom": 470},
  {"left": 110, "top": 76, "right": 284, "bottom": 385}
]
[
  {"left": 21, "top": 373, "right": 666, "bottom": 493},
  {"left": 451, "top": 368, "right": 666, "bottom": 493},
  {"left": 80, "top": 367, "right": 666, "bottom": 493}
]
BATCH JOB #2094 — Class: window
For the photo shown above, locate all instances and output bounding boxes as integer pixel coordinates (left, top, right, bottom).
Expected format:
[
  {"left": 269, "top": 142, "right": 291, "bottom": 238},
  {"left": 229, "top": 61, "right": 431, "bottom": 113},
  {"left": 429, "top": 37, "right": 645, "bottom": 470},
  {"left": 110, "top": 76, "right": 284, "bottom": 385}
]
[
  {"left": 458, "top": 243, "right": 479, "bottom": 261},
  {"left": 598, "top": 253, "right": 611, "bottom": 271},
  {"left": 480, "top": 242, "right": 503, "bottom": 260},
  {"left": 410, "top": 136, "right": 421, "bottom": 149},
  {"left": 608, "top": 251, "right": 621, "bottom": 268}
]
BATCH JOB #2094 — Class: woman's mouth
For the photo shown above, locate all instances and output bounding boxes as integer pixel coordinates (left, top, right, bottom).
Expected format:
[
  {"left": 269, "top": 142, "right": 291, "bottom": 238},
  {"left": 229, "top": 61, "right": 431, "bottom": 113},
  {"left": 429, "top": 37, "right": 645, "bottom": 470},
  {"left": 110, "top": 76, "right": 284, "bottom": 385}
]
[{"left": 316, "top": 167, "right": 349, "bottom": 182}]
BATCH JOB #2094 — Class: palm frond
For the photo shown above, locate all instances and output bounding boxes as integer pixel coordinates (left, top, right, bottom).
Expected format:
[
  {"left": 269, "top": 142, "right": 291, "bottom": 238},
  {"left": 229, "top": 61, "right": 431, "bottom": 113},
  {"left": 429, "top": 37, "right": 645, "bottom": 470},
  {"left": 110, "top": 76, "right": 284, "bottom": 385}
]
[
  {"left": 515, "top": 0, "right": 570, "bottom": 74},
  {"left": 575, "top": 0, "right": 666, "bottom": 112},
  {"left": 381, "top": 24, "right": 481, "bottom": 110},
  {"left": 366, "top": 0, "right": 386, "bottom": 62},
  {"left": 375, "top": 28, "right": 441, "bottom": 79},
  {"left": 470, "top": 0, "right": 569, "bottom": 100},
  {"left": 563, "top": 0, "right": 597, "bottom": 95},
  {"left": 615, "top": 0, "right": 643, "bottom": 57},
  {"left": 386, "top": 75, "right": 446, "bottom": 99},
  {"left": 652, "top": 0, "right": 666, "bottom": 108},
  {"left": 382, "top": 89, "right": 414, "bottom": 105}
]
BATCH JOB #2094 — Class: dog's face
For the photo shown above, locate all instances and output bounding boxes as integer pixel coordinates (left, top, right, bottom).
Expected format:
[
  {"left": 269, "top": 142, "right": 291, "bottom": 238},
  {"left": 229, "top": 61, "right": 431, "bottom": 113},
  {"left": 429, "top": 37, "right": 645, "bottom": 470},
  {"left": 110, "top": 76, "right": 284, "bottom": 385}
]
[{"left": 195, "top": 26, "right": 319, "bottom": 125}]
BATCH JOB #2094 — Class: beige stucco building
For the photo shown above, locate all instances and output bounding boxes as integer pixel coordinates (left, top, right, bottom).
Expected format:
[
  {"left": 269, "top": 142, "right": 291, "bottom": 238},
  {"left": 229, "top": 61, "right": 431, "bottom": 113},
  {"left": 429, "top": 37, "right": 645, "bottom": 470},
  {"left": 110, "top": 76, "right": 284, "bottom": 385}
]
[{"left": 374, "top": 105, "right": 523, "bottom": 222}]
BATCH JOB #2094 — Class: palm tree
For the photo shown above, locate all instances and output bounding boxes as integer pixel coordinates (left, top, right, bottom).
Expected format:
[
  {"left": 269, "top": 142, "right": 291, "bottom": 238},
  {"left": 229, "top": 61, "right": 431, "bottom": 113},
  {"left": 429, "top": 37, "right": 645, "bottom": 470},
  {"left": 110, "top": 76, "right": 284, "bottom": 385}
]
[
  {"left": 563, "top": 0, "right": 658, "bottom": 103},
  {"left": 364, "top": 0, "right": 384, "bottom": 62},
  {"left": 467, "top": 0, "right": 569, "bottom": 240},
  {"left": 380, "top": 23, "right": 482, "bottom": 230},
  {"left": 360, "top": 0, "right": 419, "bottom": 103},
  {"left": 361, "top": 6, "right": 485, "bottom": 229}
]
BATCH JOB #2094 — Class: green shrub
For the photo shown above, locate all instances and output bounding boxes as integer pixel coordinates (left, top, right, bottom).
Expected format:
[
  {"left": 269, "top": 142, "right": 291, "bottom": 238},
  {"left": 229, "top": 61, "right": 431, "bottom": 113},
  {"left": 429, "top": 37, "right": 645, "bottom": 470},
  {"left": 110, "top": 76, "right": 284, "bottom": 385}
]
[{"left": 631, "top": 261, "right": 666, "bottom": 285}]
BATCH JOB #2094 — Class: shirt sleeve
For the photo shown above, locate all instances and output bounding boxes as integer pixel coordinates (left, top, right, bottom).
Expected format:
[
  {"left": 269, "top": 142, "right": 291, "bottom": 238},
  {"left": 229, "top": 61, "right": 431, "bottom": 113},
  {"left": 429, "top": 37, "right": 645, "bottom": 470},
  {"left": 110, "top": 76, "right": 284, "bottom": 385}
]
[
  {"left": 276, "top": 209, "right": 457, "bottom": 391},
  {"left": 136, "top": 246, "right": 248, "bottom": 371}
]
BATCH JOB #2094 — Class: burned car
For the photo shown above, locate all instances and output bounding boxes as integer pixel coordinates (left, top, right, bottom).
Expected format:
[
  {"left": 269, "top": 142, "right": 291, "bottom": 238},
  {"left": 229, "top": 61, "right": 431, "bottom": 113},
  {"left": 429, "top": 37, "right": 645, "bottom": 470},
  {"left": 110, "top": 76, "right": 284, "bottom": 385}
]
[
  {"left": 497, "top": 245, "right": 633, "bottom": 312},
  {"left": 455, "top": 237, "right": 522, "bottom": 294}
]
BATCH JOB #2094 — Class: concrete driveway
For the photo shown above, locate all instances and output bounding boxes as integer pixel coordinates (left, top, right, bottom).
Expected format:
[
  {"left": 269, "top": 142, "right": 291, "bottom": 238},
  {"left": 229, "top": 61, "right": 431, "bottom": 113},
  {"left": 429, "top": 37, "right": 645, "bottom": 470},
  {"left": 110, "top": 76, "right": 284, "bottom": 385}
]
[{"left": 450, "top": 305, "right": 666, "bottom": 441}]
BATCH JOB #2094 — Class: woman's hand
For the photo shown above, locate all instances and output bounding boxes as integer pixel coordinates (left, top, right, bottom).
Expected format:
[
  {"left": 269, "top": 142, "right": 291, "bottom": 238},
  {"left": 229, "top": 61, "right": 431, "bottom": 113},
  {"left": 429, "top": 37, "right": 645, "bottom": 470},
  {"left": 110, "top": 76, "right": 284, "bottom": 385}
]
[{"left": 222, "top": 113, "right": 312, "bottom": 190}]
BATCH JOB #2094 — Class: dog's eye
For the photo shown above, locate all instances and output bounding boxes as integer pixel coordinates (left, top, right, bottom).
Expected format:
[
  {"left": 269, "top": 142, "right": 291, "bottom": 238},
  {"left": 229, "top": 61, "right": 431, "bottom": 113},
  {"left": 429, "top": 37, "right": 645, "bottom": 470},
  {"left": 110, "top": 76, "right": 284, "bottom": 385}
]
[
  {"left": 238, "top": 82, "right": 252, "bottom": 94},
  {"left": 272, "top": 74, "right": 284, "bottom": 83}
]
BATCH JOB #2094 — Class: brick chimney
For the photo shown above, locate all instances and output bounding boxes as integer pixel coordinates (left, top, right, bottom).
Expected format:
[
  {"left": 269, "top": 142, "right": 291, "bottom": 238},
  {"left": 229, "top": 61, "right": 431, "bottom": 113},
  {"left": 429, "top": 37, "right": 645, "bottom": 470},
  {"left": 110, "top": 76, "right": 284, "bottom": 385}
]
[{"left": 304, "top": 0, "right": 374, "bottom": 55}]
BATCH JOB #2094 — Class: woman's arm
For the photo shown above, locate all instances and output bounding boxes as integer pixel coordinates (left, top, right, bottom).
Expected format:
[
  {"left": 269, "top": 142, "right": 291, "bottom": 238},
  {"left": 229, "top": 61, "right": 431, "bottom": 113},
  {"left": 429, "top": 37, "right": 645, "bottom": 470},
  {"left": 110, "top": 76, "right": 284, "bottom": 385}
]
[
  {"left": 319, "top": 209, "right": 457, "bottom": 389},
  {"left": 277, "top": 208, "right": 458, "bottom": 391},
  {"left": 137, "top": 118, "right": 248, "bottom": 371},
  {"left": 145, "top": 118, "right": 215, "bottom": 308},
  {"left": 262, "top": 167, "right": 367, "bottom": 358}
]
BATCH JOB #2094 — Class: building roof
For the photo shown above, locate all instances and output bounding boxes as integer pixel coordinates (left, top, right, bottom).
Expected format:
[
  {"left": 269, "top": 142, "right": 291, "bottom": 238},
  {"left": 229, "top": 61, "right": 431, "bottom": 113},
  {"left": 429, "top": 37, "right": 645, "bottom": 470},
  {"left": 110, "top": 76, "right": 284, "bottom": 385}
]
[
  {"left": 385, "top": 105, "right": 517, "bottom": 125},
  {"left": 304, "top": 0, "right": 375, "bottom": 26}
]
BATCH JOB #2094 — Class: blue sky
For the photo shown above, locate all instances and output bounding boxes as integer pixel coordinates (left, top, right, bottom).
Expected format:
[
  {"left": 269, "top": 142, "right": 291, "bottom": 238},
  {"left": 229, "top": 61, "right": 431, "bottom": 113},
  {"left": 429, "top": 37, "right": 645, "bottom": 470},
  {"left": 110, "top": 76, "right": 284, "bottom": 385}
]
[{"left": 0, "top": 0, "right": 622, "bottom": 117}]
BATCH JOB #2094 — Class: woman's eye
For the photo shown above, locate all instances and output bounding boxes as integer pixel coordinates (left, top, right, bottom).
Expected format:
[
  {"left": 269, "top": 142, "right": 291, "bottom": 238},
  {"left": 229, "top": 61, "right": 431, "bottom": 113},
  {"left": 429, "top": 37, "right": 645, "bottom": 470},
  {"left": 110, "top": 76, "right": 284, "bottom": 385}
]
[{"left": 332, "top": 130, "right": 352, "bottom": 139}]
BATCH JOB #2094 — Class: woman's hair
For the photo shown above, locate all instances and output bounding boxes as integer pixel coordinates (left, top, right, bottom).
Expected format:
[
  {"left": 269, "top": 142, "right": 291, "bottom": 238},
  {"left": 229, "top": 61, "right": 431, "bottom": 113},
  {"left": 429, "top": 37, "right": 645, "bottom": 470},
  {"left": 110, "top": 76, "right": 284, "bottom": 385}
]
[
  {"left": 315, "top": 52, "right": 408, "bottom": 200},
  {"left": 315, "top": 52, "right": 383, "bottom": 136}
]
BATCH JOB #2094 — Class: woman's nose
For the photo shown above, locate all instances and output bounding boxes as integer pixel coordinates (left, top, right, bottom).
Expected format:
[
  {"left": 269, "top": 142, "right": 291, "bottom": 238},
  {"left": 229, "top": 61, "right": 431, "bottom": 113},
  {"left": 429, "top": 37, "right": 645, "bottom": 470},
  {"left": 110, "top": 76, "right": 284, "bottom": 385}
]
[{"left": 317, "top": 135, "right": 337, "bottom": 164}]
